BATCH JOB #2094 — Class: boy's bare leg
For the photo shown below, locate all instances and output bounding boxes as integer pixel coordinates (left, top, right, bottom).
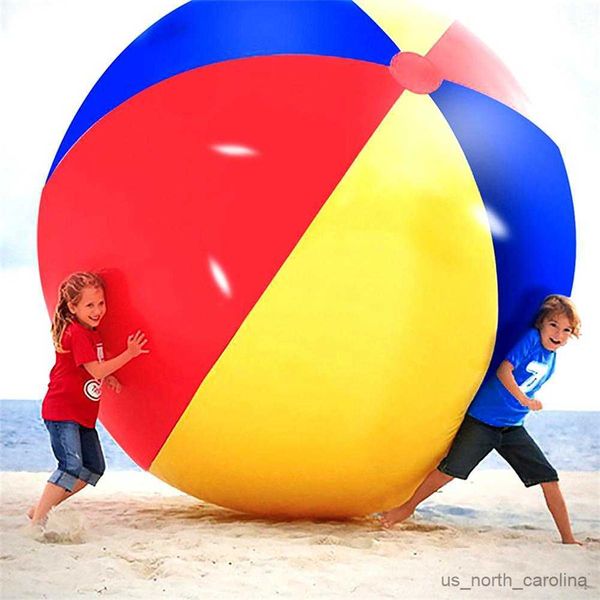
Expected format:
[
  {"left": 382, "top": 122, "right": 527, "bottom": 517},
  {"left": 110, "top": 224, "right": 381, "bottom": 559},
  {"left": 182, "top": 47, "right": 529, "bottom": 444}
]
[
  {"left": 30, "top": 480, "right": 88, "bottom": 524},
  {"left": 540, "top": 481, "right": 583, "bottom": 545},
  {"left": 380, "top": 469, "right": 454, "bottom": 527}
]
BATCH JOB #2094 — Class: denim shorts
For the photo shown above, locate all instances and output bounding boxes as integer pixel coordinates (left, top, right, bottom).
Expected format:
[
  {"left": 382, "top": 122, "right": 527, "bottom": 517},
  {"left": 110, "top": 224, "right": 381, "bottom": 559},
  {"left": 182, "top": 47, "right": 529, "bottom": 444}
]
[
  {"left": 44, "top": 420, "right": 106, "bottom": 491},
  {"left": 437, "top": 414, "right": 558, "bottom": 487}
]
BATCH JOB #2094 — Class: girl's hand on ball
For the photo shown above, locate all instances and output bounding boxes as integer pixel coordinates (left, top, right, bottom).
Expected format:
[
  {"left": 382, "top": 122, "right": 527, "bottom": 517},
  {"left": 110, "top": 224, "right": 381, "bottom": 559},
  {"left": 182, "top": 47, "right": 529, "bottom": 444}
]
[
  {"left": 103, "top": 375, "right": 122, "bottom": 393},
  {"left": 127, "top": 330, "right": 149, "bottom": 357}
]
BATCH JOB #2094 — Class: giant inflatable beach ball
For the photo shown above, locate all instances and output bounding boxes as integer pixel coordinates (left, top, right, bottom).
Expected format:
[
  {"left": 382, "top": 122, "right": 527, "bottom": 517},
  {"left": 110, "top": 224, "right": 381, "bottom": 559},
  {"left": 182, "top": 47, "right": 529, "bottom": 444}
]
[{"left": 38, "top": 1, "right": 575, "bottom": 518}]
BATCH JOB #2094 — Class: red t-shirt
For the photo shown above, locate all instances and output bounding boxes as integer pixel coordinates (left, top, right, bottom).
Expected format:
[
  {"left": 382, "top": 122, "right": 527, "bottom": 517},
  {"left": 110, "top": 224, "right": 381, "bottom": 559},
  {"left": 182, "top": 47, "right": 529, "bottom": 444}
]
[{"left": 42, "top": 321, "right": 104, "bottom": 428}]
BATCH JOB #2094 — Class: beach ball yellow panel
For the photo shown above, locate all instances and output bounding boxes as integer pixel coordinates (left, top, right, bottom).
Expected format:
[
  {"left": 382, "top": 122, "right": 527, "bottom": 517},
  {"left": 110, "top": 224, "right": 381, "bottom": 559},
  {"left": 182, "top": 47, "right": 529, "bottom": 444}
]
[{"left": 150, "top": 93, "right": 497, "bottom": 517}]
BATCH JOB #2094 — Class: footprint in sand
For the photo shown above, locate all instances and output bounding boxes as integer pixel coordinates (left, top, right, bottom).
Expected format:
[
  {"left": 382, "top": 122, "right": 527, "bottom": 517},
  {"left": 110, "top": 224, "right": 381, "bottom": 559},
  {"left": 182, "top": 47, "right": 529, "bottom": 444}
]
[
  {"left": 501, "top": 531, "right": 524, "bottom": 540},
  {"left": 398, "top": 522, "right": 449, "bottom": 533},
  {"left": 312, "top": 535, "right": 374, "bottom": 549}
]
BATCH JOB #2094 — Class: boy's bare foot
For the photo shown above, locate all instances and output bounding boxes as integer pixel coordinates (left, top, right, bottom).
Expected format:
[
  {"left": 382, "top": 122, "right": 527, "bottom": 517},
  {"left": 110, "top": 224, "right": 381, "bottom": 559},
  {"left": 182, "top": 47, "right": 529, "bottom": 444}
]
[
  {"left": 562, "top": 537, "right": 584, "bottom": 546},
  {"left": 379, "top": 504, "right": 414, "bottom": 528}
]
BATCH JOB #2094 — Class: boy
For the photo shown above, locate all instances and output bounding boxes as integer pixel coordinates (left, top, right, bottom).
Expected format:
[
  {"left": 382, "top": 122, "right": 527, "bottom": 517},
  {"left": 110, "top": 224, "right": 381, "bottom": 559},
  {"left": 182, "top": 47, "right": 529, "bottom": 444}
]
[{"left": 380, "top": 295, "right": 583, "bottom": 545}]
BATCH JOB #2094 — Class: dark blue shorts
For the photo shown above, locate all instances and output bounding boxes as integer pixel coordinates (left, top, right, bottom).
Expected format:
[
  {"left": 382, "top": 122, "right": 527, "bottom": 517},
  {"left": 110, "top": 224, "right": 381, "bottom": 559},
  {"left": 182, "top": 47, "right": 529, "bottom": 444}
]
[
  {"left": 437, "top": 414, "right": 558, "bottom": 487},
  {"left": 45, "top": 420, "right": 106, "bottom": 492}
]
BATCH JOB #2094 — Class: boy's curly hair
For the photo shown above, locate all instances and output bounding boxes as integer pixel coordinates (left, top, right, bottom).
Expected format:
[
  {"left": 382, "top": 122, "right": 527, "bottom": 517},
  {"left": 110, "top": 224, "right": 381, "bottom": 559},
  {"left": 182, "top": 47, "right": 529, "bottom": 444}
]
[{"left": 534, "top": 294, "right": 581, "bottom": 338}]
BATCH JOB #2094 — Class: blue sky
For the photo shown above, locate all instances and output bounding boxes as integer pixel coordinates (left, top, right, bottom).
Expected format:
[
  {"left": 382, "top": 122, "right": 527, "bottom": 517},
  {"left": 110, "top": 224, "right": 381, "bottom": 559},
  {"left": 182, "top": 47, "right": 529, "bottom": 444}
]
[{"left": 1, "top": 0, "right": 598, "bottom": 409}]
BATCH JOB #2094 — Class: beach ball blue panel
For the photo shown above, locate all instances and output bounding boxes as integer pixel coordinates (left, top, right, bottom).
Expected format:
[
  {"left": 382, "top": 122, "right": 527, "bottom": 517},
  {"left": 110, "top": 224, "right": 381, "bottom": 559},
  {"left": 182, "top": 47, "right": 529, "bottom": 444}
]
[
  {"left": 432, "top": 82, "right": 576, "bottom": 369},
  {"left": 47, "top": 0, "right": 398, "bottom": 178}
]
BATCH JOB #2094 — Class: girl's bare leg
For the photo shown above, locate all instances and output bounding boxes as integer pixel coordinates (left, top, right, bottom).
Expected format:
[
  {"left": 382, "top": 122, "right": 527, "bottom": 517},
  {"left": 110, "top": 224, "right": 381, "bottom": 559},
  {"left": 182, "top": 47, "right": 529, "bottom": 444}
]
[
  {"left": 30, "top": 480, "right": 88, "bottom": 524},
  {"left": 380, "top": 469, "right": 454, "bottom": 527},
  {"left": 540, "top": 481, "right": 583, "bottom": 545}
]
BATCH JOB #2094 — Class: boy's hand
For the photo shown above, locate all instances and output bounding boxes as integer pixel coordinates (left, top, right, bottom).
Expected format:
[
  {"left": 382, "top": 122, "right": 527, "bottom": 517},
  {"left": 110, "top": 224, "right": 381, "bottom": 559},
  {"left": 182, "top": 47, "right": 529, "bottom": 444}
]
[
  {"left": 103, "top": 375, "right": 122, "bottom": 393},
  {"left": 528, "top": 399, "right": 543, "bottom": 411},
  {"left": 127, "top": 330, "right": 149, "bottom": 358}
]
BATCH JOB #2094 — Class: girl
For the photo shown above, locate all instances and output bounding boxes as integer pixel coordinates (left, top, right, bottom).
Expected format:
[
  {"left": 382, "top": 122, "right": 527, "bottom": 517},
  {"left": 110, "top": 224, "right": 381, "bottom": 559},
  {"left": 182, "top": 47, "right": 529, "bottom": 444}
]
[{"left": 30, "top": 272, "right": 148, "bottom": 525}]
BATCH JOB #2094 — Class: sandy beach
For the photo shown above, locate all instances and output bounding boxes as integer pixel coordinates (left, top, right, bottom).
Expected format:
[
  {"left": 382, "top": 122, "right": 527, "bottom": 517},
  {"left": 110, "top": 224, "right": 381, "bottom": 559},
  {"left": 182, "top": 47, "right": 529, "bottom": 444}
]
[{"left": 1, "top": 469, "right": 598, "bottom": 599}]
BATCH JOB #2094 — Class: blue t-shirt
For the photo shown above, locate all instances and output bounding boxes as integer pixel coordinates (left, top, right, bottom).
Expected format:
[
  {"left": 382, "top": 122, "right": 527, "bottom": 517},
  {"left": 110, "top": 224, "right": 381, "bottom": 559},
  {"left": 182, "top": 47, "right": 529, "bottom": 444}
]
[{"left": 468, "top": 328, "right": 556, "bottom": 426}]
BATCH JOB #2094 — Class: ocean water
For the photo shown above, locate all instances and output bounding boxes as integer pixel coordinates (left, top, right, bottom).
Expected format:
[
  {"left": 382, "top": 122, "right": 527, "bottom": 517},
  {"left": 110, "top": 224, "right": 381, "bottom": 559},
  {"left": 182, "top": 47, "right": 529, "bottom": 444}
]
[
  {"left": 0, "top": 400, "right": 598, "bottom": 472},
  {"left": 0, "top": 400, "right": 138, "bottom": 471}
]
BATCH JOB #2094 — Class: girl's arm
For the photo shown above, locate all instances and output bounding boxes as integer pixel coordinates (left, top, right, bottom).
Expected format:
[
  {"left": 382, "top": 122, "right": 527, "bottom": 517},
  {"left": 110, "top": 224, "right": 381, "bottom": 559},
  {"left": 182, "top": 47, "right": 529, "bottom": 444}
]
[
  {"left": 83, "top": 331, "right": 148, "bottom": 380},
  {"left": 496, "top": 360, "right": 542, "bottom": 410}
]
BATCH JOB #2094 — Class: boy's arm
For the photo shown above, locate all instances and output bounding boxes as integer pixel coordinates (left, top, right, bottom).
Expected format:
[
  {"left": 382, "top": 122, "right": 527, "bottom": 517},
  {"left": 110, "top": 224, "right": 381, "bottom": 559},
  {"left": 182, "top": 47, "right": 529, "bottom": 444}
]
[{"left": 496, "top": 360, "right": 542, "bottom": 410}]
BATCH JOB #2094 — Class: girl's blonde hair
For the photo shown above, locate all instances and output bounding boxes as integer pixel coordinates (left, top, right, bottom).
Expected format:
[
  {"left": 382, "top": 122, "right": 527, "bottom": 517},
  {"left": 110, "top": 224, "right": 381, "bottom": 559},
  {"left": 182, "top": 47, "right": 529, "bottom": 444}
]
[
  {"left": 534, "top": 294, "right": 581, "bottom": 338},
  {"left": 51, "top": 272, "right": 105, "bottom": 352}
]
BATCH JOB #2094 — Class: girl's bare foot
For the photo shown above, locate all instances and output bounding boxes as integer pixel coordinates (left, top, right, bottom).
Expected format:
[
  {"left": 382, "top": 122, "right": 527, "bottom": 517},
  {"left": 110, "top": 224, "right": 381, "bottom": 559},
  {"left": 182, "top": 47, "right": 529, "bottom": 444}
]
[
  {"left": 31, "top": 516, "right": 48, "bottom": 527},
  {"left": 379, "top": 504, "right": 414, "bottom": 528}
]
